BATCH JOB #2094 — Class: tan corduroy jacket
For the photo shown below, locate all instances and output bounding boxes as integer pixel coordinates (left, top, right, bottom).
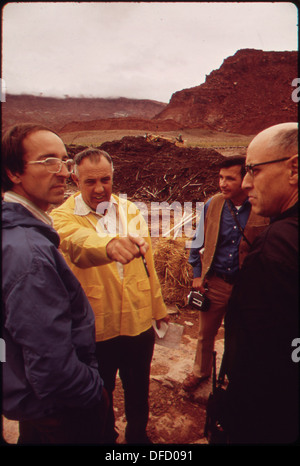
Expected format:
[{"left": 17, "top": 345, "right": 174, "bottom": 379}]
[{"left": 201, "top": 193, "right": 269, "bottom": 280}]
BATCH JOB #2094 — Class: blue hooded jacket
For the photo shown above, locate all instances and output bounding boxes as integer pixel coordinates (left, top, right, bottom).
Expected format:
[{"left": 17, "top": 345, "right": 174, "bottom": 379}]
[{"left": 2, "top": 201, "right": 103, "bottom": 421}]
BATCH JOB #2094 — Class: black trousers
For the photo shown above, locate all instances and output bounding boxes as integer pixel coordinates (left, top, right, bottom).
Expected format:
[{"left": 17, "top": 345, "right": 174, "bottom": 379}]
[
  {"left": 18, "top": 392, "right": 109, "bottom": 445},
  {"left": 95, "top": 327, "right": 155, "bottom": 444}
]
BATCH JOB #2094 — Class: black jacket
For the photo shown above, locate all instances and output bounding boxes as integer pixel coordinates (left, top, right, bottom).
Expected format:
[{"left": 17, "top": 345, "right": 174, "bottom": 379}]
[{"left": 223, "top": 203, "right": 299, "bottom": 444}]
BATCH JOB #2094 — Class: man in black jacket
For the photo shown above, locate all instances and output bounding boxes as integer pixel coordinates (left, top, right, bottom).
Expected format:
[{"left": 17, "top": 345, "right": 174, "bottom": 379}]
[{"left": 222, "top": 122, "right": 298, "bottom": 444}]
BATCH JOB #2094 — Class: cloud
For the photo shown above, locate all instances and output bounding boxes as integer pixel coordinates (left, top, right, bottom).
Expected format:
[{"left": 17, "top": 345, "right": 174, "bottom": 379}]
[{"left": 2, "top": 2, "right": 298, "bottom": 102}]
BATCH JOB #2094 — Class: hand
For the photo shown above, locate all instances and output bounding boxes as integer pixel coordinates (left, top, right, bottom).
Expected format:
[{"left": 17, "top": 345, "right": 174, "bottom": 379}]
[
  {"left": 106, "top": 235, "right": 149, "bottom": 264},
  {"left": 192, "top": 277, "right": 206, "bottom": 294},
  {"left": 156, "top": 315, "right": 170, "bottom": 329}
]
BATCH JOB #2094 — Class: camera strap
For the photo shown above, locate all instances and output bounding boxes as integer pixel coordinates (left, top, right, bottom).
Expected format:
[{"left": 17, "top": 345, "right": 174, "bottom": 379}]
[{"left": 226, "top": 200, "right": 252, "bottom": 248}]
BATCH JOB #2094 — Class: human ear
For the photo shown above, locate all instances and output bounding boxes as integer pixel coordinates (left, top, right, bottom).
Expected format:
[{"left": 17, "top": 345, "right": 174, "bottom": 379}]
[
  {"left": 6, "top": 169, "right": 22, "bottom": 185},
  {"left": 287, "top": 154, "right": 298, "bottom": 185},
  {"left": 71, "top": 173, "right": 80, "bottom": 187}
]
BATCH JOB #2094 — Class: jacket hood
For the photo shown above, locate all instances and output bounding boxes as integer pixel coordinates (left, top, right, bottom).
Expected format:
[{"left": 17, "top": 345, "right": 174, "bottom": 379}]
[{"left": 2, "top": 201, "right": 60, "bottom": 247}]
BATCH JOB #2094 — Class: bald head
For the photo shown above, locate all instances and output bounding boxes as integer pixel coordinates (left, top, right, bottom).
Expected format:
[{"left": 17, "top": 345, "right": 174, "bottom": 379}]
[
  {"left": 243, "top": 122, "right": 298, "bottom": 217},
  {"left": 248, "top": 122, "right": 298, "bottom": 162}
]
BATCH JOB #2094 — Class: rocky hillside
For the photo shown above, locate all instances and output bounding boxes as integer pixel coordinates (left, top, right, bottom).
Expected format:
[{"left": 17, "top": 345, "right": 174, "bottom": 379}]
[
  {"left": 2, "top": 49, "right": 297, "bottom": 136},
  {"left": 154, "top": 49, "right": 298, "bottom": 135},
  {"left": 59, "top": 117, "right": 185, "bottom": 133},
  {"left": 1, "top": 95, "right": 167, "bottom": 132}
]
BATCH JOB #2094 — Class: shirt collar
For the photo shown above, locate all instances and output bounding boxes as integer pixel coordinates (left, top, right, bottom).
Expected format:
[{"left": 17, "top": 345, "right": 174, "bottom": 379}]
[
  {"left": 227, "top": 197, "right": 251, "bottom": 210},
  {"left": 3, "top": 191, "right": 53, "bottom": 226},
  {"left": 74, "top": 193, "right": 117, "bottom": 217}
]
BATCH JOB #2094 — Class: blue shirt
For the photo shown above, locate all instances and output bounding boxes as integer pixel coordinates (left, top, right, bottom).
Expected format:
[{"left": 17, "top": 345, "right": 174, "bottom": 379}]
[{"left": 188, "top": 197, "right": 251, "bottom": 278}]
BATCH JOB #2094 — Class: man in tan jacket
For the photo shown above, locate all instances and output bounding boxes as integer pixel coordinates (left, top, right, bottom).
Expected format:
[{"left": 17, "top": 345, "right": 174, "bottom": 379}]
[{"left": 183, "top": 156, "right": 268, "bottom": 391}]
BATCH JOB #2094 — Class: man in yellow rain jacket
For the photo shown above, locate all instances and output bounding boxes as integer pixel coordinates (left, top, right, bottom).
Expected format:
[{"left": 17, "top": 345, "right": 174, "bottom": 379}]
[{"left": 51, "top": 148, "right": 168, "bottom": 444}]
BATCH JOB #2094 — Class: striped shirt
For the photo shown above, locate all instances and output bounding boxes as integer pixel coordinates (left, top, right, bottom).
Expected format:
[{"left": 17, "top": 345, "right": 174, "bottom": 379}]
[{"left": 3, "top": 191, "right": 53, "bottom": 226}]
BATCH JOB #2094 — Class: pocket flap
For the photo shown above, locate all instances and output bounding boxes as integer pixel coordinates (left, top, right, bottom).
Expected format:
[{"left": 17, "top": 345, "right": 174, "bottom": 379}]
[
  {"left": 85, "top": 285, "right": 104, "bottom": 299},
  {"left": 137, "top": 279, "right": 151, "bottom": 291}
]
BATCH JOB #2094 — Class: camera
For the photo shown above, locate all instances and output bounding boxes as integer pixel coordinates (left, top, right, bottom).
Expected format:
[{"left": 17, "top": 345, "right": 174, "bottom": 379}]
[{"left": 187, "top": 290, "right": 210, "bottom": 312}]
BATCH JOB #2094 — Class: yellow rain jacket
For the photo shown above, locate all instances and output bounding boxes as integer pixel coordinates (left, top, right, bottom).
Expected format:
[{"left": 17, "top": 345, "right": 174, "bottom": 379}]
[{"left": 51, "top": 193, "right": 167, "bottom": 342}]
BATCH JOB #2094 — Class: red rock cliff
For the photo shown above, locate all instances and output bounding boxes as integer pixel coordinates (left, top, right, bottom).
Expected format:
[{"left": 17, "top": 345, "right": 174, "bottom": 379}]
[{"left": 154, "top": 49, "right": 298, "bottom": 135}]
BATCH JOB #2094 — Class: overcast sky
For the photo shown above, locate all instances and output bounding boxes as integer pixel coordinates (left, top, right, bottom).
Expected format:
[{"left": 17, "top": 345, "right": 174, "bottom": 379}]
[{"left": 2, "top": 2, "right": 298, "bottom": 103}]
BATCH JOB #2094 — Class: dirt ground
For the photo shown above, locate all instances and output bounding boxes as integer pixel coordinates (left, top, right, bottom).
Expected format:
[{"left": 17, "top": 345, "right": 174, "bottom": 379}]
[
  {"left": 60, "top": 127, "right": 251, "bottom": 152},
  {"left": 113, "top": 308, "right": 225, "bottom": 445}
]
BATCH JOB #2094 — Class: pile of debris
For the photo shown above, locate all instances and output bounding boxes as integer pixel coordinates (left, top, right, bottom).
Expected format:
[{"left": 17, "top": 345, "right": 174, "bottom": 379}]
[
  {"left": 66, "top": 136, "right": 225, "bottom": 203},
  {"left": 154, "top": 237, "right": 193, "bottom": 307}
]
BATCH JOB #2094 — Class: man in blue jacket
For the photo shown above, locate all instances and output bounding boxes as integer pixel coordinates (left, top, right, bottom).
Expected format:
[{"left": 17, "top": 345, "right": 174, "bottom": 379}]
[{"left": 1, "top": 123, "right": 108, "bottom": 444}]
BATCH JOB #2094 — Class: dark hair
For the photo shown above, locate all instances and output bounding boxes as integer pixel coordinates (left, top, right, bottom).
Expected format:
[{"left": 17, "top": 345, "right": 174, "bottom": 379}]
[
  {"left": 1, "top": 123, "right": 59, "bottom": 191},
  {"left": 73, "top": 148, "right": 113, "bottom": 176},
  {"left": 219, "top": 155, "right": 246, "bottom": 179}
]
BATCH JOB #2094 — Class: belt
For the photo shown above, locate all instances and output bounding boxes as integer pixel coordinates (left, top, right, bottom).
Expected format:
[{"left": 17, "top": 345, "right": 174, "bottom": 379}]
[{"left": 213, "top": 271, "right": 238, "bottom": 285}]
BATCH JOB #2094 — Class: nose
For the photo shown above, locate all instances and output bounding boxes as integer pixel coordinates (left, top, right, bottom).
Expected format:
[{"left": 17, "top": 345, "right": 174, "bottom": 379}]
[
  {"left": 94, "top": 181, "right": 104, "bottom": 193},
  {"left": 242, "top": 172, "right": 253, "bottom": 190},
  {"left": 57, "top": 162, "right": 70, "bottom": 178},
  {"left": 219, "top": 178, "right": 226, "bottom": 188}
]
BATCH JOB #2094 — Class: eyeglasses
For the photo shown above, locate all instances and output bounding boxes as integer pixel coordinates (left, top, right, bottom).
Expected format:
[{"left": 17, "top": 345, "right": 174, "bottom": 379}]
[
  {"left": 245, "top": 157, "right": 291, "bottom": 177},
  {"left": 27, "top": 157, "right": 75, "bottom": 174}
]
